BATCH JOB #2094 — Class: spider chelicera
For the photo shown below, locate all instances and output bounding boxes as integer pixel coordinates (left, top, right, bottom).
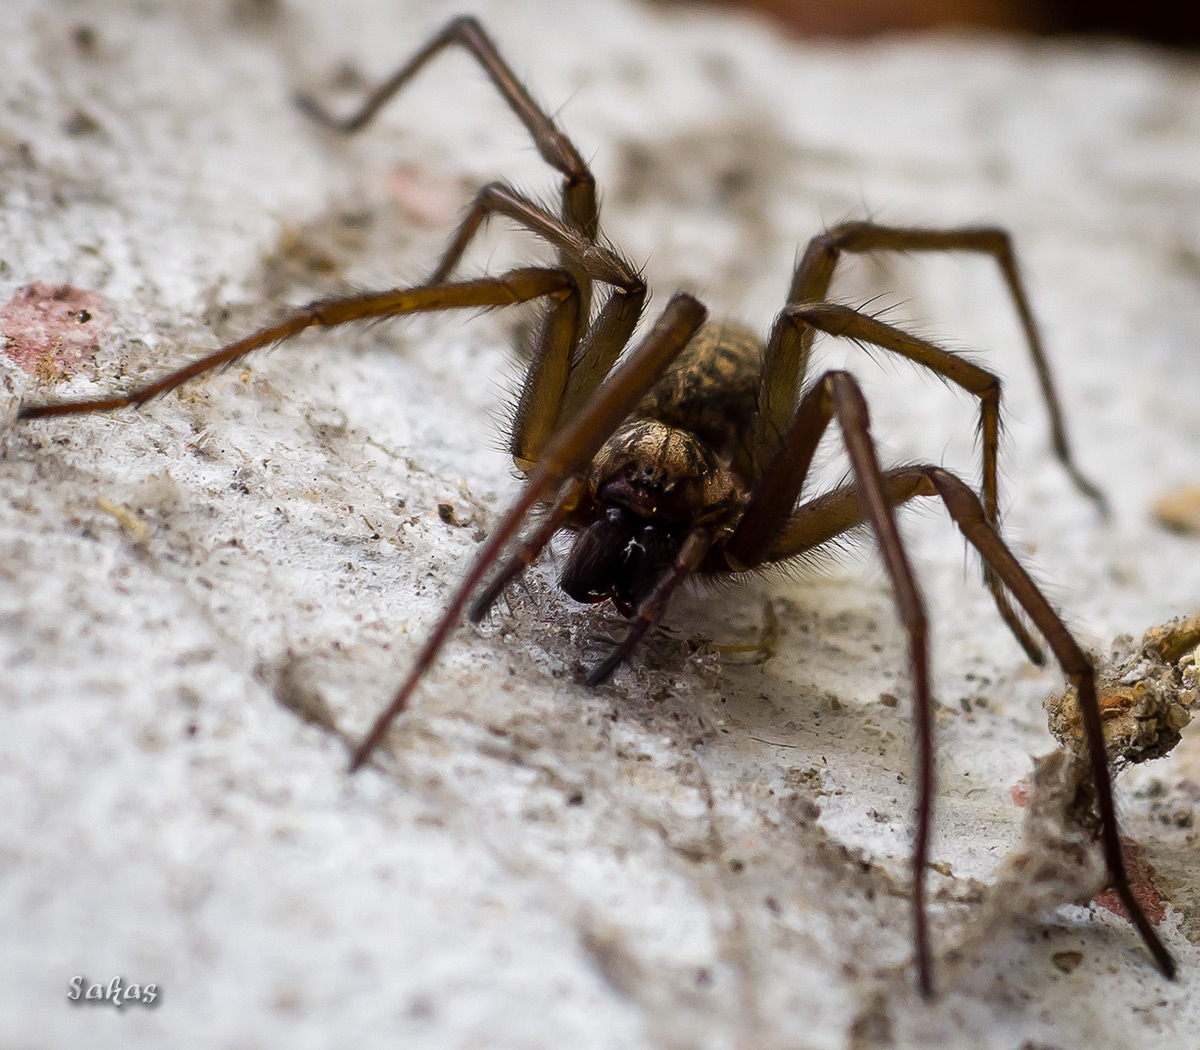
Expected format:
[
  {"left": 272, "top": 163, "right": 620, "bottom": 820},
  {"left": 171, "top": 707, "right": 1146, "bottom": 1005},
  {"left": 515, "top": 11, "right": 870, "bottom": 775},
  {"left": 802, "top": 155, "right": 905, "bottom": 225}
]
[{"left": 17, "top": 15, "right": 1175, "bottom": 996}]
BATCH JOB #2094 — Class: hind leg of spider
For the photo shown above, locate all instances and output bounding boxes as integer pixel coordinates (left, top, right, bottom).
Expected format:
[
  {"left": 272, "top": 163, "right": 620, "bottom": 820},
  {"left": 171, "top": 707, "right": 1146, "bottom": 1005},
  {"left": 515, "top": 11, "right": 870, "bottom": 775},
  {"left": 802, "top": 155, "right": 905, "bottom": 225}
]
[
  {"left": 773, "top": 220, "right": 1106, "bottom": 515},
  {"left": 349, "top": 293, "right": 709, "bottom": 772},
  {"left": 296, "top": 14, "right": 600, "bottom": 318},
  {"left": 297, "top": 16, "right": 596, "bottom": 237},
  {"left": 16, "top": 269, "right": 583, "bottom": 420}
]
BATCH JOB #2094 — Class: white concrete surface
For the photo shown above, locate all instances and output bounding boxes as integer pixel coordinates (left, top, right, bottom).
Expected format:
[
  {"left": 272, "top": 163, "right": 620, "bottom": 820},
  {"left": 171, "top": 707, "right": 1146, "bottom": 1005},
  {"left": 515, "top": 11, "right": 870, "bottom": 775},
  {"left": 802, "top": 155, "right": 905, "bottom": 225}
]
[{"left": 2, "top": 0, "right": 1199, "bottom": 1047}]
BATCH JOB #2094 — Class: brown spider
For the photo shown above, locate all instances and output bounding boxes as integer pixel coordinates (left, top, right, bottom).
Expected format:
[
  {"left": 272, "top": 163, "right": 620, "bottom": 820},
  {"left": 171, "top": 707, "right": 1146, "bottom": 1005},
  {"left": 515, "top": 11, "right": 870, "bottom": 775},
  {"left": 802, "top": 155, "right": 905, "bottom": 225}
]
[{"left": 17, "top": 16, "right": 1174, "bottom": 997}]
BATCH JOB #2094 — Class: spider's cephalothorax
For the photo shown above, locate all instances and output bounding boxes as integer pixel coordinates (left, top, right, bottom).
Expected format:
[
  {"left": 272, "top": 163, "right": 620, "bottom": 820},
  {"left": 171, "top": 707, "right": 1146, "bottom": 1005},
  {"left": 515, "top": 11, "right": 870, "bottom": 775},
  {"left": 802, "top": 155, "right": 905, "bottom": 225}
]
[
  {"left": 561, "top": 321, "right": 759, "bottom": 613},
  {"left": 17, "top": 14, "right": 1174, "bottom": 997}
]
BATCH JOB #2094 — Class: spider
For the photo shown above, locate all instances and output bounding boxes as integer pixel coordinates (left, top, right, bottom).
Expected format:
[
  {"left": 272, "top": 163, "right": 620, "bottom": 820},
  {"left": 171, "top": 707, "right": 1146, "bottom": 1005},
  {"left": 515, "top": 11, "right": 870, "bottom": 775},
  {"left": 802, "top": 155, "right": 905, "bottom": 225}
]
[{"left": 17, "top": 15, "right": 1175, "bottom": 997}]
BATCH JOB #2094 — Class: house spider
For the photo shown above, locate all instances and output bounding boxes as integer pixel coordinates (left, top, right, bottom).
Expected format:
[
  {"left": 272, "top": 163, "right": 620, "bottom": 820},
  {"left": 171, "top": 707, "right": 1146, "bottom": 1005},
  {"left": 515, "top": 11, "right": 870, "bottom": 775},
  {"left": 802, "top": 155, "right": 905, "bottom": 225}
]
[{"left": 17, "top": 16, "right": 1175, "bottom": 996}]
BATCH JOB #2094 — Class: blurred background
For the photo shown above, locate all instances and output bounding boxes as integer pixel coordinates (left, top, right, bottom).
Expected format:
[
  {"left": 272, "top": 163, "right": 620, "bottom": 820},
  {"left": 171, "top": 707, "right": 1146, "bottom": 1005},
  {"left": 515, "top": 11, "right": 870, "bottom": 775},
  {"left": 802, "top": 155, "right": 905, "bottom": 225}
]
[{"left": 664, "top": 0, "right": 1200, "bottom": 46}]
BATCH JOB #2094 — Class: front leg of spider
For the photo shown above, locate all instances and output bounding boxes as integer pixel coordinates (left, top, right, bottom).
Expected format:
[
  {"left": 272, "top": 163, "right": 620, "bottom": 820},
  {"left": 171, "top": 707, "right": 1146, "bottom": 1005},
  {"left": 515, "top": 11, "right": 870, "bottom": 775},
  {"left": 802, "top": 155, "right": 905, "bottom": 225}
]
[{"left": 348, "top": 293, "right": 709, "bottom": 771}]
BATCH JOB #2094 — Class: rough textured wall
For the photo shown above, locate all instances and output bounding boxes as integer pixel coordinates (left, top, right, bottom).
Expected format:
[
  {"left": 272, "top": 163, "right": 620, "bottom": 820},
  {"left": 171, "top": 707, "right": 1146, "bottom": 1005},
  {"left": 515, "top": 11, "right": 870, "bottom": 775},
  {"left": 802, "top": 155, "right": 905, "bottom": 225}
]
[{"left": 1, "top": 0, "right": 1199, "bottom": 1047}]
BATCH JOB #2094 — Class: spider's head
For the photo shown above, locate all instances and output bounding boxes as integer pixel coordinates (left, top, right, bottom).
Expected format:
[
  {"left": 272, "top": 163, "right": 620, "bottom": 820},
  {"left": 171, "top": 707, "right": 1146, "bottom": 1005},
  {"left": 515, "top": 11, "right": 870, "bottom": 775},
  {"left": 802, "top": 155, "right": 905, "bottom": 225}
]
[
  {"left": 586, "top": 419, "right": 736, "bottom": 522},
  {"left": 559, "top": 420, "right": 739, "bottom": 615}
]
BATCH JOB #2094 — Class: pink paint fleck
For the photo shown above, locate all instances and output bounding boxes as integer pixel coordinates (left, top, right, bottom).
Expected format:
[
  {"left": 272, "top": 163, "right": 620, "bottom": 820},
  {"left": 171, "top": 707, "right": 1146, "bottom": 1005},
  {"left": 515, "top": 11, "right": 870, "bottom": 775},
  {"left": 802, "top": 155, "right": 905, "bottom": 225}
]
[
  {"left": 388, "top": 165, "right": 468, "bottom": 229},
  {"left": 1093, "top": 839, "right": 1167, "bottom": 925},
  {"left": 1, "top": 282, "right": 110, "bottom": 378},
  {"left": 1010, "top": 774, "right": 1031, "bottom": 808}
]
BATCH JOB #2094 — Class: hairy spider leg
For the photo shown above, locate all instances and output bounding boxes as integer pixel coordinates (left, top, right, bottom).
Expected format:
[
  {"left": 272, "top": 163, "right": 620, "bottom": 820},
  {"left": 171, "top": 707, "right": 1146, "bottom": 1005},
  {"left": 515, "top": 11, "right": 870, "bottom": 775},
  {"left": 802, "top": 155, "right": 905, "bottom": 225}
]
[
  {"left": 297, "top": 15, "right": 600, "bottom": 311},
  {"left": 349, "top": 294, "right": 709, "bottom": 772},
  {"left": 715, "top": 363, "right": 1175, "bottom": 995},
  {"left": 17, "top": 270, "right": 580, "bottom": 420},
  {"left": 742, "top": 303, "right": 1042, "bottom": 662},
  {"left": 766, "top": 220, "right": 1107, "bottom": 519},
  {"left": 296, "top": 18, "right": 650, "bottom": 420},
  {"left": 407, "top": 183, "right": 648, "bottom": 468}
]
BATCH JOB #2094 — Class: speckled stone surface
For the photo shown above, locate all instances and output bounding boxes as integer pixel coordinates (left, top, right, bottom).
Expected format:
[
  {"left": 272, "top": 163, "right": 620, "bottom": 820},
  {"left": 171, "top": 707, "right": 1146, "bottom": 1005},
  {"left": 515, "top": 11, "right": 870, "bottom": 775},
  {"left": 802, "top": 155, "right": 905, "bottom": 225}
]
[{"left": 2, "top": 1, "right": 1199, "bottom": 1046}]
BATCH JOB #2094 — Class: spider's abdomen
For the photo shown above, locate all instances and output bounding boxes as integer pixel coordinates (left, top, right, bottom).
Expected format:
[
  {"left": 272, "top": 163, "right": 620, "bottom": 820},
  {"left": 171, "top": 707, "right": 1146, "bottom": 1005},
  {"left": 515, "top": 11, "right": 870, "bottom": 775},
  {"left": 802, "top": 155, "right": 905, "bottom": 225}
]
[{"left": 636, "top": 320, "right": 764, "bottom": 457}]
